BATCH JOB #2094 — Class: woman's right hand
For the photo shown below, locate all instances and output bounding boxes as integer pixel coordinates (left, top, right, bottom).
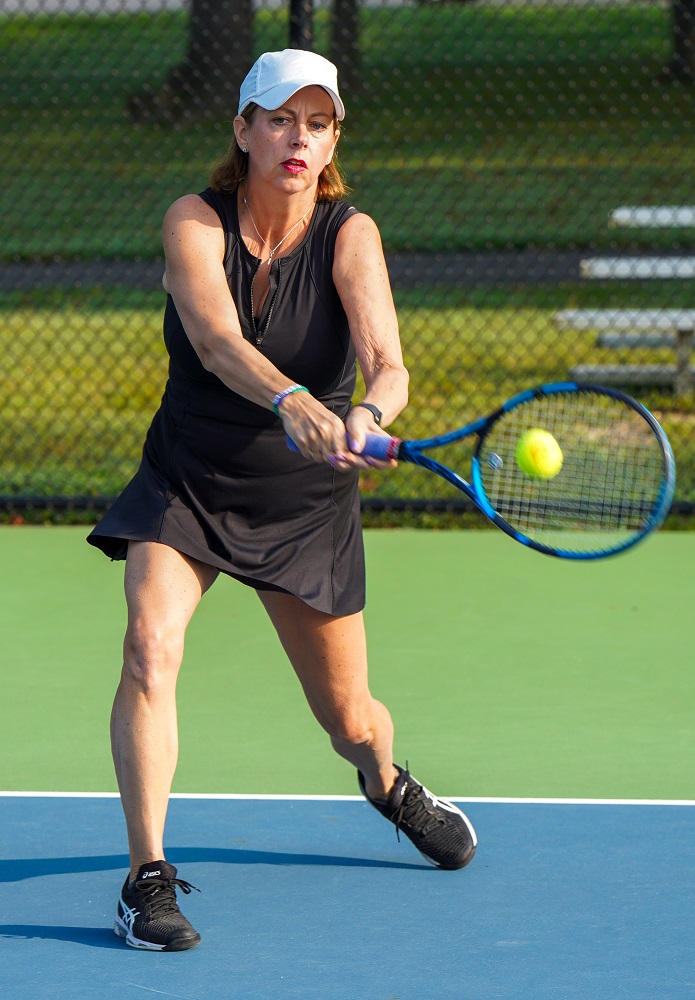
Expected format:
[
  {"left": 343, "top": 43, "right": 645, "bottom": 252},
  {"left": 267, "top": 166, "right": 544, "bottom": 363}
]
[{"left": 278, "top": 391, "right": 364, "bottom": 470}]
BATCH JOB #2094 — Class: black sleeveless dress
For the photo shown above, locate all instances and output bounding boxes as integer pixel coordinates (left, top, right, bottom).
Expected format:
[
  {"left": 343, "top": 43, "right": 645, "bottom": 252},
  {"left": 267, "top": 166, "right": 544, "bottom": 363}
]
[{"left": 87, "top": 190, "right": 365, "bottom": 616}]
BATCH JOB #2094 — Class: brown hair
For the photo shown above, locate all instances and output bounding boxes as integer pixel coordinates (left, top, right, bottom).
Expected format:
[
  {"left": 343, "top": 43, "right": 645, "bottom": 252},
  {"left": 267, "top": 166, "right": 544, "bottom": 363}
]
[{"left": 209, "top": 102, "right": 349, "bottom": 201}]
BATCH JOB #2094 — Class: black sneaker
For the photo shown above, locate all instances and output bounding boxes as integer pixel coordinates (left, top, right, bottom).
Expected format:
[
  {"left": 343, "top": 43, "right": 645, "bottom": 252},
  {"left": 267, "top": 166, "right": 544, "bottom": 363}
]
[
  {"left": 114, "top": 860, "right": 201, "bottom": 951},
  {"left": 358, "top": 764, "right": 477, "bottom": 870}
]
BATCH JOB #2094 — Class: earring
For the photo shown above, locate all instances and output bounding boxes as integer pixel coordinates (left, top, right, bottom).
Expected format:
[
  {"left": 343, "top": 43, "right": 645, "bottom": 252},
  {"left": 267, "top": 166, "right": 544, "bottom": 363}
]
[{"left": 242, "top": 147, "right": 248, "bottom": 153}]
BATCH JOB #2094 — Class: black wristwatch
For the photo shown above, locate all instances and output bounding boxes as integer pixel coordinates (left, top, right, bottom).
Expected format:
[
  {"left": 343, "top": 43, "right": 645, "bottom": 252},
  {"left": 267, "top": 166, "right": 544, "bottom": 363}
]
[{"left": 353, "top": 402, "right": 382, "bottom": 426}]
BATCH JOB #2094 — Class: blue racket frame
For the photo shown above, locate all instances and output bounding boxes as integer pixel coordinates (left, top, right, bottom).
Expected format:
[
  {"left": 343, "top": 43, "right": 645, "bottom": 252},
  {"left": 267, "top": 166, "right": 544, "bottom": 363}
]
[
  {"left": 287, "top": 381, "right": 676, "bottom": 560},
  {"left": 378, "top": 382, "right": 676, "bottom": 559}
]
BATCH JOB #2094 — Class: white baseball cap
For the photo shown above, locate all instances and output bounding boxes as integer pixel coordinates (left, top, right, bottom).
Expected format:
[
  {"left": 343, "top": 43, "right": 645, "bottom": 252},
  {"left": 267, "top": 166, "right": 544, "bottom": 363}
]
[{"left": 238, "top": 49, "right": 345, "bottom": 121}]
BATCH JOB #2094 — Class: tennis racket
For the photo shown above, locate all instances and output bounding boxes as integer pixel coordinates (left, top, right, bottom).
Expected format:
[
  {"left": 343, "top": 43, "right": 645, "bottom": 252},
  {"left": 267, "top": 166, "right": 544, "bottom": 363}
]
[{"left": 288, "top": 382, "right": 676, "bottom": 559}]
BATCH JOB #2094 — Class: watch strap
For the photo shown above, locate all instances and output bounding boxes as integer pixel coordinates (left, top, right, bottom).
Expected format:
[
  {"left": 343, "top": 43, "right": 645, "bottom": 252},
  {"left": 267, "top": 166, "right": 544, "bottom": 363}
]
[{"left": 353, "top": 402, "right": 382, "bottom": 426}]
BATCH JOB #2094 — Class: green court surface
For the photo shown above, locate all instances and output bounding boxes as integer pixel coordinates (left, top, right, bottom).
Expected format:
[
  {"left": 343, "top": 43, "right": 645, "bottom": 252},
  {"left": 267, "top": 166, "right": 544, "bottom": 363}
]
[{"left": 1, "top": 526, "right": 691, "bottom": 800}]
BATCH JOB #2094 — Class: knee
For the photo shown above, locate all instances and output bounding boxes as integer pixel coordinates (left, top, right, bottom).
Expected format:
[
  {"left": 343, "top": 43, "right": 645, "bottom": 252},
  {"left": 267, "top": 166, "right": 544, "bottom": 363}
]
[
  {"left": 326, "top": 705, "right": 374, "bottom": 747},
  {"left": 122, "top": 621, "right": 184, "bottom": 695}
]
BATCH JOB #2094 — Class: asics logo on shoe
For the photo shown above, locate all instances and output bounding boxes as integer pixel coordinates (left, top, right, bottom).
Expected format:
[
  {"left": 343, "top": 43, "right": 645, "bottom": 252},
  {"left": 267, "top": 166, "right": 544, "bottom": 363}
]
[
  {"left": 422, "top": 786, "right": 459, "bottom": 813},
  {"left": 121, "top": 902, "right": 139, "bottom": 929},
  {"left": 142, "top": 871, "right": 161, "bottom": 878}
]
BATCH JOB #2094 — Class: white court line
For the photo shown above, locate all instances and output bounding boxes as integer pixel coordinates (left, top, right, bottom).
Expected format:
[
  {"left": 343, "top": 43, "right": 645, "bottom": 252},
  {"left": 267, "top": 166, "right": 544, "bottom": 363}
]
[{"left": 1, "top": 791, "right": 694, "bottom": 806}]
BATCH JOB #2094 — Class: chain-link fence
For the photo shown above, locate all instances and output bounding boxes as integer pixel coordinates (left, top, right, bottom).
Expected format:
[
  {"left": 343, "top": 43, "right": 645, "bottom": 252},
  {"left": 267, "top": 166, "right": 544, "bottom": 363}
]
[{"left": 2, "top": 0, "right": 694, "bottom": 515}]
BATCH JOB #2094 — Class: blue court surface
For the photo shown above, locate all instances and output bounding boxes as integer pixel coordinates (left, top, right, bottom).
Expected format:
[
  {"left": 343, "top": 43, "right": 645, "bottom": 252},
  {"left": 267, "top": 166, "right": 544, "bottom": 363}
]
[{"left": 1, "top": 793, "right": 693, "bottom": 1000}]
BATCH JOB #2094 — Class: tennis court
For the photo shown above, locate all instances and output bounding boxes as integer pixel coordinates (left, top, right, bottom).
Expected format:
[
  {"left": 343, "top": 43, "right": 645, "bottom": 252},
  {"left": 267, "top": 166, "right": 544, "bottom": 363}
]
[{"left": 1, "top": 526, "right": 693, "bottom": 998}]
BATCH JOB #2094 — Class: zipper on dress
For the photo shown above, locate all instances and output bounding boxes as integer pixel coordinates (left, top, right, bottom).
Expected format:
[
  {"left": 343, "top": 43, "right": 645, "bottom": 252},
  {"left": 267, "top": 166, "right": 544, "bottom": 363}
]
[
  {"left": 250, "top": 260, "right": 261, "bottom": 345},
  {"left": 252, "top": 259, "right": 283, "bottom": 348}
]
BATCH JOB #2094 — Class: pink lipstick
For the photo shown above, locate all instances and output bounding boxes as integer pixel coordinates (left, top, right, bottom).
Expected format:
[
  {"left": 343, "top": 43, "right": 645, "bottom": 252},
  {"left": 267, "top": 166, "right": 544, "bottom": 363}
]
[{"left": 281, "top": 159, "right": 307, "bottom": 173}]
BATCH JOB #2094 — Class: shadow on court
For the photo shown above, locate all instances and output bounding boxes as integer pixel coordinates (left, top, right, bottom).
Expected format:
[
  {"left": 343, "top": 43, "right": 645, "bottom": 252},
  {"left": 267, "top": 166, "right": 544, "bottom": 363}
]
[
  {"left": 0, "top": 846, "right": 427, "bottom": 884},
  {"left": 0, "top": 924, "right": 122, "bottom": 949}
]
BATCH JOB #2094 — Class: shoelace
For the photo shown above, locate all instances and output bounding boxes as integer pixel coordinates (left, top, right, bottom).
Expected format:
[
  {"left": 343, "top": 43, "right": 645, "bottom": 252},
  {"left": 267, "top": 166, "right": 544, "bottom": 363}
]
[
  {"left": 391, "top": 766, "right": 446, "bottom": 842},
  {"left": 133, "top": 875, "right": 200, "bottom": 920}
]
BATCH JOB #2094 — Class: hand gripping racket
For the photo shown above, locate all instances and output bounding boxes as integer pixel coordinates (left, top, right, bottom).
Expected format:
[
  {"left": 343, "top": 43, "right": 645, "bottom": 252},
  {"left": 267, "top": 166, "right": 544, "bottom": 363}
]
[{"left": 289, "top": 382, "right": 676, "bottom": 559}]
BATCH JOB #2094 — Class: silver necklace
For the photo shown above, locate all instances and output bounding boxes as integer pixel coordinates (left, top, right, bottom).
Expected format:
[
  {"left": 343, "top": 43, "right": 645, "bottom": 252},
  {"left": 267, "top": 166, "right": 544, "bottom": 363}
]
[{"left": 243, "top": 195, "right": 312, "bottom": 266}]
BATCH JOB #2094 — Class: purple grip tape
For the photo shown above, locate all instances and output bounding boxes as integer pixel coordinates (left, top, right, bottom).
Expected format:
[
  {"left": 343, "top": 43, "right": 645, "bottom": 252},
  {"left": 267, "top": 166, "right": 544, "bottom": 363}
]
[
  {"left": 358, "top": 434, "right": 400, "bottom": 459},
  {"left": 285, "top": 434, "right": 400, "bottom": 460}
]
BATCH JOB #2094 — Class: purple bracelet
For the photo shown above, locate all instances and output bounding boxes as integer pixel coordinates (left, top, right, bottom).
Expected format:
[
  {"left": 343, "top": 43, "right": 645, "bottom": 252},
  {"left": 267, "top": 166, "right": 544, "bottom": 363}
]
[{"left": 272, "top": 384, "right": 308, "bottom": 416}]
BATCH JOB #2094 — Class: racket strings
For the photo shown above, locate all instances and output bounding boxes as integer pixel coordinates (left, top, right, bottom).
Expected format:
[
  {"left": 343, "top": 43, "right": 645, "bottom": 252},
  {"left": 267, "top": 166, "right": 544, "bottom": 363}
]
[{"left": 478, "top": 390, "right": 668, "bottom": 553}]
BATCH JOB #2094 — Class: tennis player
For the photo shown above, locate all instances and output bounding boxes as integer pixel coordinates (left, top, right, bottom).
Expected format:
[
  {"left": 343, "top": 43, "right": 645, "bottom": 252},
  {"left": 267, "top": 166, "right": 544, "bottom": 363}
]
[{"left": 88, "top": 48, "right": 477, "bottom": 952}]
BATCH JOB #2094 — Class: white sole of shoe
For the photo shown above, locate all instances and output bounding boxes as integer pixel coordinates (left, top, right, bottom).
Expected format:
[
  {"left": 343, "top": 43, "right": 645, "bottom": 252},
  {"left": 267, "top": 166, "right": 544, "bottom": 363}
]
[{"left": 114, "top": 916, "right": 167, "bottom": 951}]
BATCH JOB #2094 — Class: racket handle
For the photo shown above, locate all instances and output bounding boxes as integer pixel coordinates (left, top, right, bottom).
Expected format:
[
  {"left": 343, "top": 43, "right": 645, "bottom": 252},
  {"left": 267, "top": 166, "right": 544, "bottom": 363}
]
[
  {"left": 354, "top": 433, "right": 402, "bottom": 460},
  {"left": 285, "top": 434, "right": 401, "bottom": 460}
]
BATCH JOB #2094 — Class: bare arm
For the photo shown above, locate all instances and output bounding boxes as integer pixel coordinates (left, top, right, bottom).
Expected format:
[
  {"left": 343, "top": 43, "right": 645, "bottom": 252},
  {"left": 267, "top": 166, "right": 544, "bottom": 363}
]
[
  {"left": 333, "top": 213, "right": 409, "bottom": 454},
  {"left": 162, "top": 194, "right": 352, "bottom": 460},
  {"left": 163, "top": 194, "right": 291, "bottom": 404}
]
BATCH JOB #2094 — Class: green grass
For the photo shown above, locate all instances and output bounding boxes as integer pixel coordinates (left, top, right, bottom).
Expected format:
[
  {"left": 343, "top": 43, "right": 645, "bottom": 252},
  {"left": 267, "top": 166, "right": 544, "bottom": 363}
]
[
  {"left": 1, "top": 288, "right": 167, "bottom": 495},
  {"left": 1, "top": 5, "right": 694, "bottom": 257},
  {"left": 4, "top": 284, "right": 694, "bottom": 504},
  {"left": 2, "top": 4, "right": 694, "bottom": 508}
]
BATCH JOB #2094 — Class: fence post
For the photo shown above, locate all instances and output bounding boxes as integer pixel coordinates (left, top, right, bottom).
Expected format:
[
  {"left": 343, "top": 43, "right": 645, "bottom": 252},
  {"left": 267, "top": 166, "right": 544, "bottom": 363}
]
[
  {"left": 675, "top": 327, "right": 694, "bottom": 399},
  {"left": 290, "top": 0, "right": 314, "bottom": 50}
]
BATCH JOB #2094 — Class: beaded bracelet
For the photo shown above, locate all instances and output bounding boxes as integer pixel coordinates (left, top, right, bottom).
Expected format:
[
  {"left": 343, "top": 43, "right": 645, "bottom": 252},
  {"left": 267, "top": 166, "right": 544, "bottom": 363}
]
[{"left": 272, "top": 384, "right": 309, "bottom": 416}]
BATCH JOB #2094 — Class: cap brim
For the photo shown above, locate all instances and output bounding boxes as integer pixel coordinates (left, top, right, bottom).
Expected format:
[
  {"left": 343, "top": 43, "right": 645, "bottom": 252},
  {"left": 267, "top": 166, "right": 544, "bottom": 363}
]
[{"left": 244, "top": 82, "right": 345, "bottom": 121}]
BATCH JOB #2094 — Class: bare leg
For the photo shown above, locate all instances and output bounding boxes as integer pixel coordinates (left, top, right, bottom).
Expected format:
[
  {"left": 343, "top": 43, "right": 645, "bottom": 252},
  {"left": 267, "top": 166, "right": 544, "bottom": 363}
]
[
  {"left": 258, "top": 592, "right": 399, "bottom": 800},
  {"left": 111, "top": 541, "right": 218, "bottom": 882}
]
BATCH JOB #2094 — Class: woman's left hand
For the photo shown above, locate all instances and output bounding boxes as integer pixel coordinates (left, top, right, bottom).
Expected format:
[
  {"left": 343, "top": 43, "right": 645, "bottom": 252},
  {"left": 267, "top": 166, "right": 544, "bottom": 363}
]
[
  {"left": 338, "top": 406, "right": 398, "bottom": 471},
  {"left": 331, "top": 212, "right": 408, "bottom": 473}
]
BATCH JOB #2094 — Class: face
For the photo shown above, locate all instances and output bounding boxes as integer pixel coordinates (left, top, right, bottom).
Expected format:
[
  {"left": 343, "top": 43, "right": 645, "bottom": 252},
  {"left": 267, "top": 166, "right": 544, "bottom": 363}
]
[{"left": 234, "top": 85, "right": 339, "bottom": 194}]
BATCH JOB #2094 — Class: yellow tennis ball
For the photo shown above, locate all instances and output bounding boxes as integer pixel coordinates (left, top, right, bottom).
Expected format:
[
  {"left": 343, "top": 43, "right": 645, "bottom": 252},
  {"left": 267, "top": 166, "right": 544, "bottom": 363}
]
[{"left": 515, "top": 428, "right": 563, "bottom": 479}]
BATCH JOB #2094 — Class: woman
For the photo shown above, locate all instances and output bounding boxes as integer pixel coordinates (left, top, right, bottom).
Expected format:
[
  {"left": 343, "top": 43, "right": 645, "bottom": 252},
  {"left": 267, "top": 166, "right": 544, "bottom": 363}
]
[{"left": 88, "top": 48, "right": 477, "bottom": 953}]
